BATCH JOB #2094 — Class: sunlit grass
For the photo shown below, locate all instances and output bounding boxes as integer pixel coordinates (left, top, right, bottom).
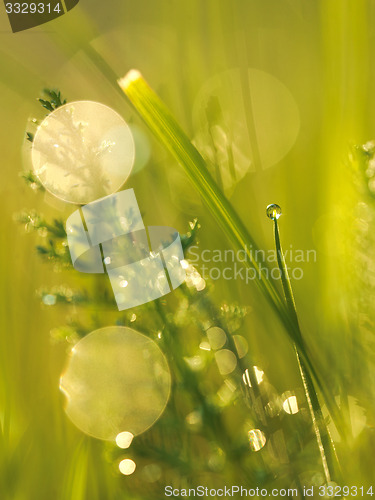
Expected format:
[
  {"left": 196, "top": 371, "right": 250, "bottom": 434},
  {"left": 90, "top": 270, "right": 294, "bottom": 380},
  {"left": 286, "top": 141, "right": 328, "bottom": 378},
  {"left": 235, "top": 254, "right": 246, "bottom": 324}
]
[{"left": 1, "top": 0, "right": 375, "bottom": 498}]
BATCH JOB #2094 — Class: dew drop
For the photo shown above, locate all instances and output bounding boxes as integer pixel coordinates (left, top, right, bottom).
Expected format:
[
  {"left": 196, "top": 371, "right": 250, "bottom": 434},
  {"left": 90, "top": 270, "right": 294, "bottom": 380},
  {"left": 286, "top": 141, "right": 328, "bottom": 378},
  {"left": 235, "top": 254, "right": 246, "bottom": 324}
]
[{"left": 266, "top": 204, "right": 282, "bottom": 220}]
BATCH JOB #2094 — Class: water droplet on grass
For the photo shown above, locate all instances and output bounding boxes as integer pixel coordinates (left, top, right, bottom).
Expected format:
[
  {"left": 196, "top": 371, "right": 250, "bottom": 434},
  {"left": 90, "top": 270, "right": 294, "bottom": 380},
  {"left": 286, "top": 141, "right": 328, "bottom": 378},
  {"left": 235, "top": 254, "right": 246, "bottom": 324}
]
[{"left": 266, "top": 204, "right": 282, "bottom": 220}]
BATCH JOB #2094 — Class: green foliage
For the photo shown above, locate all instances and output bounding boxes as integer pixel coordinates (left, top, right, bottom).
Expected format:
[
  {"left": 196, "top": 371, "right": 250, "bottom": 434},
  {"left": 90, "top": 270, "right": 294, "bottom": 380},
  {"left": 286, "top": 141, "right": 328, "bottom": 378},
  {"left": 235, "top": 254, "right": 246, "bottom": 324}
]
[
  {"left": 14, "top": 67, "right": 354, "bottom": 496},
  {"left": 119, "top": 71, "right": 345, "bottom": 446},
  {"left": 5, "top": 0, "right": 375, "bottom": 494},
  {"left": 16, "top": 169, "right": 331, "bottom": 494},
  {"left": 38, "top": 89, "right": 67, "bottom": 112},
  {"left": 26, "top": 88, "right": 66, "bottom": 143},
  {"left": 15, "top": 210, "right": 66, "bottom": 238},
  {"left": 119, "top": 72, "right": 311, "bottom": 363},
  {"left": 180, "top": 218, "right": 200, "bottom": 250},
  {"left": 20, "top": 171, "right": 44, "bottom": 191}
]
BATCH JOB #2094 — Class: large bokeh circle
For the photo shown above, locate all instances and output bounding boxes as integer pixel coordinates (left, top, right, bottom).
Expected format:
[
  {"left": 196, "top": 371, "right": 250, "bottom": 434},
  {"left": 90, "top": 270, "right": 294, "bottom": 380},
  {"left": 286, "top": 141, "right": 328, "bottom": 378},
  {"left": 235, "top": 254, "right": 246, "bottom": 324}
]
[
  {"left": 60, "top": 326, "right": 171, "bottom": 440},
  {"left": 32, "top": 101, "right": 135, "bottom": 204}
]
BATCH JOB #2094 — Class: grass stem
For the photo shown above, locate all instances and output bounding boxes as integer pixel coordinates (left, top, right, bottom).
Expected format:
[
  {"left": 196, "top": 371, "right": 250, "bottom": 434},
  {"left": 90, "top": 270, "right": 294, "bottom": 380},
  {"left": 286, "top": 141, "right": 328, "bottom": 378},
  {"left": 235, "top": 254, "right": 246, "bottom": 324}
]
[{"left": 273, "top": 214, "right": 341, "bottom": 483}]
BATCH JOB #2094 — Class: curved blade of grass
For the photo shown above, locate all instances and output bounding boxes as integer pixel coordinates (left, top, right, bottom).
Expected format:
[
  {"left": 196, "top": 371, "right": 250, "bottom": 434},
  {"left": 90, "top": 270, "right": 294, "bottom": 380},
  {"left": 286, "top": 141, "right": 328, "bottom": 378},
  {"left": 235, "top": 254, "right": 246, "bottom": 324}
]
[
  {"left": 117, "top": 69, "right": 344, "bottom": 438},
  {"left": 118, "top": 72, "right": 288, "bottom": 323},
  {"left": 273, "top": 215, "right": 342, "bottom": 482}
]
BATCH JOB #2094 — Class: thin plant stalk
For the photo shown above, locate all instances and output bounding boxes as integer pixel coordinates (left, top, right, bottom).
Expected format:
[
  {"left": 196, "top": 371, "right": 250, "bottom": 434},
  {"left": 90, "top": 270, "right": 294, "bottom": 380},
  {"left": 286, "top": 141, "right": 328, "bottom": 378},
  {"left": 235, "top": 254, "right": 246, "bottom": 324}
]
[
  {"left": 117, "top": 69, "right": 344, "bottom": 438},
  {"left": 273, "top": 212, "right": 341, "bottom": 483}
]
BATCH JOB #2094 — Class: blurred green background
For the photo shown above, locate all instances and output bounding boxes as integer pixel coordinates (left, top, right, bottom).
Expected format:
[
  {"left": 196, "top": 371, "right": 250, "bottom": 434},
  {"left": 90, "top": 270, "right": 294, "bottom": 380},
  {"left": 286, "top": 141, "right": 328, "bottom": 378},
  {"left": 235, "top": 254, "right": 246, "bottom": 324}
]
[{"left": 1, "top": 0, "right": 375, "bottom": 498}]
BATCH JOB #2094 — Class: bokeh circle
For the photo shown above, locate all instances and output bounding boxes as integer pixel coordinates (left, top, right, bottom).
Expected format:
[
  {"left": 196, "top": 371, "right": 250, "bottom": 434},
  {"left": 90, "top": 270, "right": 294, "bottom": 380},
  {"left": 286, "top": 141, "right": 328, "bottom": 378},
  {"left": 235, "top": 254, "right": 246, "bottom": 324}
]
[
  {"left": 60, "top": 326, "right": 171, "bottom": 441},
  {"left": 193, "top": 68, "right": 300, "bottom": 194},
  {"left": 32, "top": 101, "right": 135, "bottom": 204}
]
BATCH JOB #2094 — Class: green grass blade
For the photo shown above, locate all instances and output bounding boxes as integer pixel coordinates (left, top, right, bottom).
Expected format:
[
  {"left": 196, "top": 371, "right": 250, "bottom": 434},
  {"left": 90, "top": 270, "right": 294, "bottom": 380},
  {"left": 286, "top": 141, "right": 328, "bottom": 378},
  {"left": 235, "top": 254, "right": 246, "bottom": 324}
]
[
  {"left": 118, "top": 71, "right": 288, "bottom": 323},
  {"left": 117, "top": 69, "right": 344, "bottom": 440},
  {"left": 274, "top": 215, "right": 342, "bottom": 482}
]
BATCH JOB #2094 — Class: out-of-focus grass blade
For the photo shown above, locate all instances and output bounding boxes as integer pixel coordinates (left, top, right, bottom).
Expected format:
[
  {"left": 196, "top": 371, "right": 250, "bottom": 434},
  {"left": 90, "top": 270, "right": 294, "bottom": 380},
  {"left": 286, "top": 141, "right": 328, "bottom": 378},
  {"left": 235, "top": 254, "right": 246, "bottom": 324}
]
[{"left": 61, "top": 439, "right": 89, "bottom": 500}]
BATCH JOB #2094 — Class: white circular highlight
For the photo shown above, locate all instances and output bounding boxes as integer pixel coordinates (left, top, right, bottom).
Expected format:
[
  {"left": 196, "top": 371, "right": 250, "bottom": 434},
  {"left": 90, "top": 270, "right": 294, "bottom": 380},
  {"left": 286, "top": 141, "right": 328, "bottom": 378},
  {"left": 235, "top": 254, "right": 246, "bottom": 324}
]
[
  {"left": 116, "top": 431, "right": 134, "bottom": 449},
  {"left": 60, "top": 326, "right": 171, "bottom": 441},
  {"left": 32, "top": 101, "right": 135, "bottom": 204},
  {"left": 119, "top": 459, "right": 136, "bottom": 475}
]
